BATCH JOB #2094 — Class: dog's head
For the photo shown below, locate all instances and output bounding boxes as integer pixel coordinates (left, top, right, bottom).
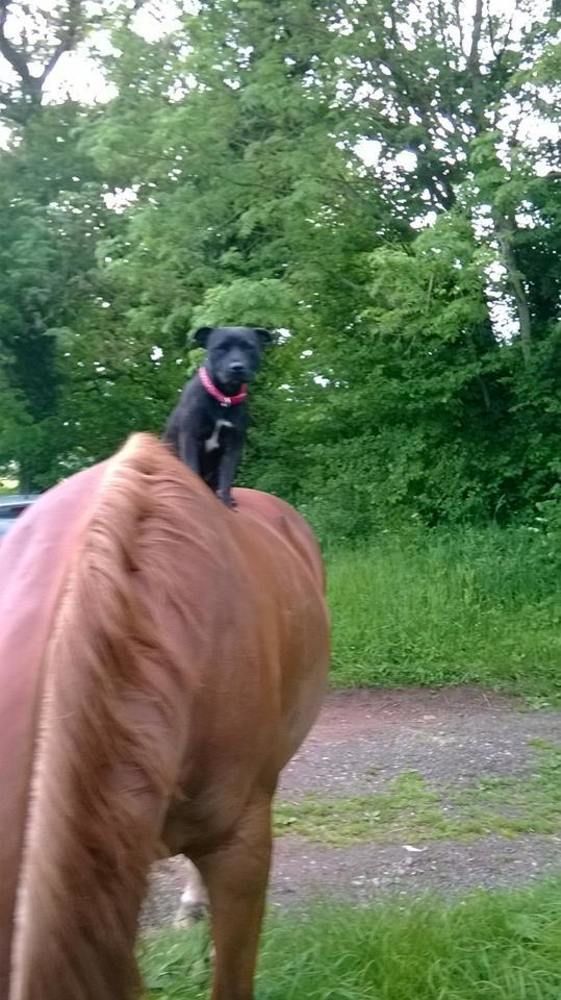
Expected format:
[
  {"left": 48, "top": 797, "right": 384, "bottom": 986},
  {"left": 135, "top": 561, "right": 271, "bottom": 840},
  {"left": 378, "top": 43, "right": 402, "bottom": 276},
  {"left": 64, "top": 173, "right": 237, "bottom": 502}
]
[{"left": 193, "top": 326, "right": 272, "bottom": 393}]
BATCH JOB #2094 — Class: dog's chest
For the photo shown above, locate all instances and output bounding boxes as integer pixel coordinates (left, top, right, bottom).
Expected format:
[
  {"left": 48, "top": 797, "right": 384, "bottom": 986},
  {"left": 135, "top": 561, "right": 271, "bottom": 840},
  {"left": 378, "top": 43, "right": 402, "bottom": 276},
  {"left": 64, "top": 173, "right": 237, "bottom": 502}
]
[{"left": 204, "top": 418, "right": 234, "bottom": 453}]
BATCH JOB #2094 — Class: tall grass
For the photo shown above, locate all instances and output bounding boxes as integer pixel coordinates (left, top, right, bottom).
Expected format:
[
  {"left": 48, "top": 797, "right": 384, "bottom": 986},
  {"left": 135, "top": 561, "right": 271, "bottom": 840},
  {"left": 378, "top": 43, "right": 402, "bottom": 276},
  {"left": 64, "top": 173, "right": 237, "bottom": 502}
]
[
  {"left": 142, "top": 879, "right": 561, "bottom": 999},
  {"left": 327, "top": 525, "right": 561, "bottom": 696}
]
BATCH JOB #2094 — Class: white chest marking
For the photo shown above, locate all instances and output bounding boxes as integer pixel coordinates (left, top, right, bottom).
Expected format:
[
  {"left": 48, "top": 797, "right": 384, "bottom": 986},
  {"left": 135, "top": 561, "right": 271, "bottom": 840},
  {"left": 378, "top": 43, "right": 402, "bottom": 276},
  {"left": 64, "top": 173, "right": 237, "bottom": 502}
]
[{"left": 205, "top": 419, "right": 233, "bottom": 453}]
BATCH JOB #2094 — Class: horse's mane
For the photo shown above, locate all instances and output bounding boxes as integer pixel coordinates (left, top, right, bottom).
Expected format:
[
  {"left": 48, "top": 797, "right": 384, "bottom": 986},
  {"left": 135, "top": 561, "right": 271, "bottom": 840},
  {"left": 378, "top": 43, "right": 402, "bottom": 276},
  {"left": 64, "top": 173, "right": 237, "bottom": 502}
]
[{"left": 10, "top": 434, "right": 213, "bottom": 1000}]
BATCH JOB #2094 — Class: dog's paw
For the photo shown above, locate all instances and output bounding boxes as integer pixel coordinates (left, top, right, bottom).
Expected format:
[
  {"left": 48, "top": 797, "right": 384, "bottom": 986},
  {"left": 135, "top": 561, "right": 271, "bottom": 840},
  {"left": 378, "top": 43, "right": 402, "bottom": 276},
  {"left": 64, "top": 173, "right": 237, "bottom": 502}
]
[{"left": 217, "top": 490, "right": 237, "bottom": 510}]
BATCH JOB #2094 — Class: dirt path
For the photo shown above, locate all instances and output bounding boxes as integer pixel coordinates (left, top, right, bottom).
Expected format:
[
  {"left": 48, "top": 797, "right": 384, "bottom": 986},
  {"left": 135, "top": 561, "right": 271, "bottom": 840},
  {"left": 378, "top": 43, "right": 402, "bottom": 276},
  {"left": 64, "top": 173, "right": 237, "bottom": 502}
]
[{"left": 142, "top": 687, "right": 561, "bottom": 927}]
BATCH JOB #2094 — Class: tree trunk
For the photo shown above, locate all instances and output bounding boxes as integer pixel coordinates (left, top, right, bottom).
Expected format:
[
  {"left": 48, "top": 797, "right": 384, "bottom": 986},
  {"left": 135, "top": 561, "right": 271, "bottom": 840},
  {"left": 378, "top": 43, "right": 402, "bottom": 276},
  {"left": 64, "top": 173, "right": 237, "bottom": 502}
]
[{"left": 492, "top": 206, "right": 532, "bottom": 364}]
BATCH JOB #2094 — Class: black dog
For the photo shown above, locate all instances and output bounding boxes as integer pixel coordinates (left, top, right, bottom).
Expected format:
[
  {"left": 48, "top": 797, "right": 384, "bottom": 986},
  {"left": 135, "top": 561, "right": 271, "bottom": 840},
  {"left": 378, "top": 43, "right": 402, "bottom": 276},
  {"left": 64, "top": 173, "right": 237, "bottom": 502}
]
[{"left": 163, "top": 325, "right": 272, "bottom": 508}]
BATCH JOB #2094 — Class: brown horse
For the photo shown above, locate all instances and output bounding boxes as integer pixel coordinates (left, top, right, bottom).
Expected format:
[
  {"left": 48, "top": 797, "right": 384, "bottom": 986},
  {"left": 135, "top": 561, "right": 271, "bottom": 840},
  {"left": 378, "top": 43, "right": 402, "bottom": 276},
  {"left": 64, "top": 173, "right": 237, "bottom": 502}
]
[{"left": 0, "top": 433, "right": 329, "bottom": 1000}]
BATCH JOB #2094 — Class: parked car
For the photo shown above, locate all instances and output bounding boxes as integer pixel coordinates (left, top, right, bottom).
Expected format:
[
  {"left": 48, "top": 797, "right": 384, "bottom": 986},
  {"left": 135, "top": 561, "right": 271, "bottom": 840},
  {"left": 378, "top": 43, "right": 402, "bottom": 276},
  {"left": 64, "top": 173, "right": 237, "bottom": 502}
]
[{"left": 0, "top": 494, "right": 39, "bottom": 538}]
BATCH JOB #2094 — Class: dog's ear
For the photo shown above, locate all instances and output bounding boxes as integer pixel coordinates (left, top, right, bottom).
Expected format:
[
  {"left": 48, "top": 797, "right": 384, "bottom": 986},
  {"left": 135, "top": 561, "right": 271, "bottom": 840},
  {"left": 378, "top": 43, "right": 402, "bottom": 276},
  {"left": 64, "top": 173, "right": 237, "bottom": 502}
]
[
  {"left": 254, "top": 327, "right": 273, "bottom": 348},
  {"left": 192, "top": 326, "right": 213, "bottom": 348}
]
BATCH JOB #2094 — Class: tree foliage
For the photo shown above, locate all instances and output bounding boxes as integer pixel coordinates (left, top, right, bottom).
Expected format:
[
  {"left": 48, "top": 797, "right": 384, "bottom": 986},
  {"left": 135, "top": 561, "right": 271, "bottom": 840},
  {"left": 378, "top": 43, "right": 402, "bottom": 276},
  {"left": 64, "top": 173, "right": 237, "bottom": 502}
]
[{"left": 0, "top": 0, "right": 560, "bottom": 539}]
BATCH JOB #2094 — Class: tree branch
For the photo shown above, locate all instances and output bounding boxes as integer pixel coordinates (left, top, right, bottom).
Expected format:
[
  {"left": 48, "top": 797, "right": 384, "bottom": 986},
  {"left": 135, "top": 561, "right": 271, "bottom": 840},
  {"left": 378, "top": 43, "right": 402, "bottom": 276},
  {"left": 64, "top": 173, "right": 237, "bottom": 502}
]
[
  {"left": 0, "top": 0, "right": 33, "bottom": 87},
  {"left": 453, "top": 0, "right": 465, "bottom": 58},
  {"left": 468, "top": 0, "right": 484, "bottom": 74},
  {"left": 486, "top": 0, "right": 500, "bottom": 58},
  {"left": 492, "top": 206, "right": 532, "bottom": 365},
  {"left": 120, "top": 0, "right": 150, "bottom": 30},
  {"left": 0, "top": 0, "right": 85, "bottom": 112},
  {"left": 37, "top": 0, "right": 83, "bottom": 89}
]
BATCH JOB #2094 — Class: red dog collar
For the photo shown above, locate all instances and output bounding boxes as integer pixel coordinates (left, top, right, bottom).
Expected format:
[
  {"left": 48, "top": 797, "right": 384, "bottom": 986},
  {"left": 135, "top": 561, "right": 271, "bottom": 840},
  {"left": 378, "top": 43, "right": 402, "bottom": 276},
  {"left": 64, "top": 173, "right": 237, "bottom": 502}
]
[{"left": 199, "top": 366, "right": 248, "bottom": 407}]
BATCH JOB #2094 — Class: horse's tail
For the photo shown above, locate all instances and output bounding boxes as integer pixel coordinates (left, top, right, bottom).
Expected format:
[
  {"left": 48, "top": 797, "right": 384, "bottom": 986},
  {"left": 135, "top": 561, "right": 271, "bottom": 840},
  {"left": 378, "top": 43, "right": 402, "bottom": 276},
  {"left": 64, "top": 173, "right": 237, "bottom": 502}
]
[{"left": 10, "top": 435, "right": 193, "bottom": 1000}]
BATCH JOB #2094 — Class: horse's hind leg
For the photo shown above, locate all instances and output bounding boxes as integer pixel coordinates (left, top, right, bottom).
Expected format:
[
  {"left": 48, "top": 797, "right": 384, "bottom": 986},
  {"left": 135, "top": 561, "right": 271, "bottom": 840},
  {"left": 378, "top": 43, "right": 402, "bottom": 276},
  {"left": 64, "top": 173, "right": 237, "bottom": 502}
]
[{"left": 197, "top": 797, "right": 272, "bottom": 1000}]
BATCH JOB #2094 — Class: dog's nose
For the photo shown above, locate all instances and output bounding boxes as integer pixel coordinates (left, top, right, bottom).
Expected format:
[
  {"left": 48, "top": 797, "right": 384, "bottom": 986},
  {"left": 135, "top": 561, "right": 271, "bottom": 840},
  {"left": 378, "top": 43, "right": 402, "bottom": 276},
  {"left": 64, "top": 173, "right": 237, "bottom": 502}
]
[{"left": 228, "top": 361, "right": 245, "bottom": 374}]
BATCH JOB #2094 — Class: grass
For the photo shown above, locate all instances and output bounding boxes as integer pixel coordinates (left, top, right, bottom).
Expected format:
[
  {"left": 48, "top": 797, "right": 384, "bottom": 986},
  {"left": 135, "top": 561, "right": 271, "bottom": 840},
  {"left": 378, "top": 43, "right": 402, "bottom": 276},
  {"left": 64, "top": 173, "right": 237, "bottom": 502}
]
[
  {"left": 274, "top": 743, "right": 561, "bottom": 846},
  {"left": 275, "top": 771, "right": 445, "bottom": 845},
  {"left": 327, "top": 524, "right": 561, "bottom": 698},
  {"left": 140, "top": 879, "right": 561, "bottom": 999}
]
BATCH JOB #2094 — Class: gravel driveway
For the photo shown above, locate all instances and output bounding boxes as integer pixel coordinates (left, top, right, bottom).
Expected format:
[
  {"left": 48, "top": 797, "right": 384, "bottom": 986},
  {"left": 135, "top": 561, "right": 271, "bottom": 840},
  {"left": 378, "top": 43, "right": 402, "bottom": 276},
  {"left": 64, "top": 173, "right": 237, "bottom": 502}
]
[{"left": 142, "top": 687, "right": 561, "bottom": 928}]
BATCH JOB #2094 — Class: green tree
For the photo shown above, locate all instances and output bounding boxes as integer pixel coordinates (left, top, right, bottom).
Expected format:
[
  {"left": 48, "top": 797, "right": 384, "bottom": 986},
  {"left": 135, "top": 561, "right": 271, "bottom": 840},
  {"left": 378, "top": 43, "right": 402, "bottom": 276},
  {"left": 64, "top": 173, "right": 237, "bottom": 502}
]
[{"left": 2, "top": 0, "right": 561, "bottom": 540}]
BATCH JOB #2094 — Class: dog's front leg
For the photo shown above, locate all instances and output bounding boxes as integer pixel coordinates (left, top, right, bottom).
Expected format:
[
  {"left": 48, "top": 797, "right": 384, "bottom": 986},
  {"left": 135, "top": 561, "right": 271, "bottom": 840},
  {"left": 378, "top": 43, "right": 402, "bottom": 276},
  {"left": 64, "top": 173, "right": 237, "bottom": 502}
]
[
  {"left": 216, "top": 442, "right": 242, "bottom": 509},
  {"left": 179, "top": 429, "right": 201, "bottom": 476}
]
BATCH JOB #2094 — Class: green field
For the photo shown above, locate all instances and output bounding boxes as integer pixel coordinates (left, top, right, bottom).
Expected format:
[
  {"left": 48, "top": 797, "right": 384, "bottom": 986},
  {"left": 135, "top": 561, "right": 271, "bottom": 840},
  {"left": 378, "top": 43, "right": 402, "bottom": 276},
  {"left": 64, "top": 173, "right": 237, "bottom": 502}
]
[
  {"left": 328, "top": 525, "right": 561, "bottom": 699},
  {"left": 141, "top": 879, "right": 561, "bottom": 999}
]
